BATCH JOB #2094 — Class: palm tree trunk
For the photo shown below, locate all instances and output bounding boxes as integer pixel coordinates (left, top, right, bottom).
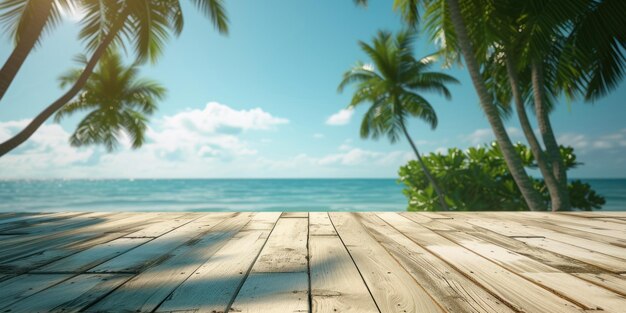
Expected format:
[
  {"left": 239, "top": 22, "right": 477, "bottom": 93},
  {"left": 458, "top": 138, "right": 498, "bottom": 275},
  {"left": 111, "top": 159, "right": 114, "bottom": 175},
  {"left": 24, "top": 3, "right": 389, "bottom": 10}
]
[
  {"left": 0, "top": 9, "right": 129, "bottom": 157},
  {"left": 446, "top": 0, "right": 546, "bottom": 211},
  {"left": 0, "top": 0, "right": 54, "bottom": 102},
  {"left": 400, "top": 119, "right": 449, "bottom": 211},
  {"left": 531, "top": 60, "right": 571, "bottom": 211},
  {"left": 505, "top": 53, "right": 565, "bottom": 211}
]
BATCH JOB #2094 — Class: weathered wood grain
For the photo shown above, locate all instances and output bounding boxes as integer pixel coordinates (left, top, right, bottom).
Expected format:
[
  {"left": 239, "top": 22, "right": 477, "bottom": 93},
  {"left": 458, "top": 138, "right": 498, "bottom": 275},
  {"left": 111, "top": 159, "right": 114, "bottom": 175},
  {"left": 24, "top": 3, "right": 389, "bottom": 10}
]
[
  {"left": 156, "top": 229, "right": 269, "bottom": 313},
  {"left": 441, "top": 230, "right": 626, "bottom": 312},
  {"left": 252, "top": 217, "right": 308, "bottom": 273},
  {"left": 230, "top": 272, "right": 309, "bottom": 313},
  {"left": 309, "top": 212, "right": 336, "bottom": 236},
  {"left": 0, "top": 211, "right": 624, "bottom": 313},
  {"left": 89, "top": 213, "right": 232, "bottom": 273},
  {"left": 362, "top": 213, "right": 514, "bottom": 313},
  {"left": 377, "top": 212, "right": 586, "bottom": 313},
  {"left": 2, "top": 274, "right": 131, "bottom": 312},
  {"left": 0, "top": 274, "right": 70, "bottom": 308},
  {"left": 331, "top": 212, "right": 444, "bottom": 313},
  {"left": 281, "top": 212, "right": 309, "bottom": 218},
  {"left": 309, "top": 234, "right": 378, "bottom": 313},
  {"left": 34, "top": 237, "right": 151, "bottom": 273},
  {"left": 86, "top": 213, "right": 253, "bottom": 313}
]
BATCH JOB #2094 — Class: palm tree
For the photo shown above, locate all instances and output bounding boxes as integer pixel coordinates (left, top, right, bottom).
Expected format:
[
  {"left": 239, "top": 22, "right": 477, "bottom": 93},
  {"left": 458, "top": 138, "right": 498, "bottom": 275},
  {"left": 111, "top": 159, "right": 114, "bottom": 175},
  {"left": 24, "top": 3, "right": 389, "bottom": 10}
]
[
  {"left": 470, "top": 1, "right": 574, "bottom": 211},
  {"left": 339, "top": 30, "right": 458, "bottom": 210},
  {"left": 0, "top": 0, "right": 71, "bottom": 101},
  {"left": 54, "top": 51, "right": 165, "bottom": 151},
  {"left": 356, "top": 0, "right": 547, "bottom": 211},
  {"left": 481, "top": 0, "right": 625, "bottom": 211},
  {"left": 0, "top": 0, "right": 229, "bottom": 157}
]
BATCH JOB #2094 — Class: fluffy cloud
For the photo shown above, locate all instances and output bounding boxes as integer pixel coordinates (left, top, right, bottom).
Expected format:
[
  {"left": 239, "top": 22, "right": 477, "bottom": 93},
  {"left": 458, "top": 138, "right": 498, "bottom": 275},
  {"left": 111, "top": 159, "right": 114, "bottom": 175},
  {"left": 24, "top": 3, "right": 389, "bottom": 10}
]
[
  {"left": 0, "top": 102, "right": 289, "bottom": 178},
  {"left": 0, "top": 119, "right": 94, "bottom": 176},
  {"left": 326, "top": 108, "right": 354, "bottom": 126},
  {"left": 558, "top": 129, "right": 626, "bottom": 152},
  {"left": 253, "top": 146, "right": 413, "bottom": 177},
  {"left": 462, "top": 127, "right": 523, "bottom": 146}
]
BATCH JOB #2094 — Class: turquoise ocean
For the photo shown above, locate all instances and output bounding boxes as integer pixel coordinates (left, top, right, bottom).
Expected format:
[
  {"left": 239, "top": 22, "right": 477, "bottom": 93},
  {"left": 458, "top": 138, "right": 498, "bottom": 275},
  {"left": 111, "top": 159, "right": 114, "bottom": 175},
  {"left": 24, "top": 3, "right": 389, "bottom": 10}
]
[{"left": 0, "top": 179, "right": 624, "bottom": 212}]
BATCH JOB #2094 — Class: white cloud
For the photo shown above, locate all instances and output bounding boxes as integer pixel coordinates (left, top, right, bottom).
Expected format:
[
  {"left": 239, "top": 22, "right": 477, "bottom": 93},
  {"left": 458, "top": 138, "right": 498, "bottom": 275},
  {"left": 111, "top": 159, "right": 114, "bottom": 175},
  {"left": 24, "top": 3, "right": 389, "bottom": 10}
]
[
  {"left": 558, "top": 133, "right": 589, "bottom": 150},
  {"left": 0, "top": 119, "right": 94, "bottom": 176},
  {"left": 0, "top": 102, "right": 289, "bottom": 178},
  {"left": 462, "top": 127, "right": 522, "bottom": 146},
  {"left": 326, "top": 108, "right": 354, "bottom": 126},
  {"left": 164, "top": 102, "right": 288, "bottom": 134},
  {"left": 312, "top": 133, "right": 324, "bottom": 139}
]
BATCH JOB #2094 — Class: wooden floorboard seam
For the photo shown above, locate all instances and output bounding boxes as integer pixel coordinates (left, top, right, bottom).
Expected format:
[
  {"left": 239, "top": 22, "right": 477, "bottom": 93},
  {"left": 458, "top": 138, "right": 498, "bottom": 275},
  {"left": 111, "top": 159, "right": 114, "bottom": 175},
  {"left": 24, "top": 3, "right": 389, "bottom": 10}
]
[
  {"left": 221, "top": 213, "right": 281, "bottom": 313},
  {"left": 329, "top": 213, "right": 382, "bottom": 313}
]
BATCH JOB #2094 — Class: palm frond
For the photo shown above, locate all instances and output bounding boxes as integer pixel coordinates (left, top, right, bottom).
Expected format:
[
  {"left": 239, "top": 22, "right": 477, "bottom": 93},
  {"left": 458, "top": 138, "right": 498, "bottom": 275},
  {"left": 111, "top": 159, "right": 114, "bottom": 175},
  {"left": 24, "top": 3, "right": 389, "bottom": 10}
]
[{"left": 191, "top": 0, "right": 229, "bottom": 34}]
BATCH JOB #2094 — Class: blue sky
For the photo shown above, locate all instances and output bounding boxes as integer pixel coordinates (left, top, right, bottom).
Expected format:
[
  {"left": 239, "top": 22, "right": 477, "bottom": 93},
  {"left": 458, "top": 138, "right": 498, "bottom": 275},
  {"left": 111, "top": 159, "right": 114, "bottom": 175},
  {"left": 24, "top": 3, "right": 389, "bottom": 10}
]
[{"left": 1, "top": 1, "right": 625, "bottom": 179}]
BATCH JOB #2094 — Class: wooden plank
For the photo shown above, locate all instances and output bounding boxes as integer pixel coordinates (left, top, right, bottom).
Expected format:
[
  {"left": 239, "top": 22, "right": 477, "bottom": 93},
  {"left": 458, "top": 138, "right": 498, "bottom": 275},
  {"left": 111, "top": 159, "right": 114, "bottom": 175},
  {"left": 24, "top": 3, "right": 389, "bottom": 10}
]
[
  {"left": 330, "top": 212, "right": 444, "bottom": 313},
  {"left": 0, "top": 274, "right": 70, "bottom": 308},
  {"left": 515, "top": 215, "right": 626, "bottom": 248},
  {"left": 357, "top": 213, "right": 514, "bottom": 313},
  {"left": 558, "top": 212, "right": 626, "bottom": 218},
  {"left": 156, "top": 229, "right": 270, "bottom": 313},
  {"left": 572, "top": 273, "right": 626, "bottom": 296},
  {"left": 596, "top": 217, "right": 626, "bottom": 225},
  {"left": 281, "top": 212, "right": 309, "bottom": 218},
  {"left": 518, "top": 212, "right": 626, "bottom": 239},
  {"left": 515, "top": 237, "right": 626, "bottom": 273},
  {"left": 441, "top": 230, "right": 626, "bottom": 312},
  {"left": 0, "top": 231, "right": 131, "bottom": 272},
  {"left": 252, "top": 217, "right": 308, "bottom": 273},
  {"left": 309, "top": 212, "right": 336, "bottom": 236},
  {"left": 459, "top": 216, "right": 626, "bottom": 266},
  {"left": 309, "top": 235, "right": 378, "bottom": 313},
  {"left": 229, "top": 272, "right": 309, "bottom": 313},
  {"left": 89, "top": 213, "right": 232, "bottom": 273},
  {"left": 400, "top": 212, "right": 458, "bottom": 231},
  {"left": 433, "top": 217, "right": 626, "bottom": 296},
  {"left": 243, "top": 212, "right": 281, "bottom": 230},
  {"left": 34, "top": 237, "right": 152, "bottom": 273},
  {"left": 0, "top": 212, "right": 86, "bottom": 232},
  {"left": 378, "top": 212, "right": 586, "bottom": 313},
  {"left": 0, "top": 213, "right": 51, "bottom": 226},
  {"left": 418, "top": 212, "right": 454, "bottom": 219},
  {"left": 228, "top": 214, "right": 310, "bottom": 313},
  {"left": 86, "top": 213, "right": 253, "bottom": 313},
  {"left": 0, "top": 212, "right": 114, "bottom": 239},
  {"left": 477, "top": 212, "right": 626, "bottom": 248},
  {"left": 1, "top": 274, "right": 131, "bottom": 313},
  {"left": 123, "top": 214, "right": 198, "bottom": 238},
  {"left": 157, "top": 212, "right": 280, "bottom": 313},
  {"left": 464, "top": 214, "right": 626, "bottom": 259},
  {"left": 0, "top": 212, "right": 165, "bottom": 264}
]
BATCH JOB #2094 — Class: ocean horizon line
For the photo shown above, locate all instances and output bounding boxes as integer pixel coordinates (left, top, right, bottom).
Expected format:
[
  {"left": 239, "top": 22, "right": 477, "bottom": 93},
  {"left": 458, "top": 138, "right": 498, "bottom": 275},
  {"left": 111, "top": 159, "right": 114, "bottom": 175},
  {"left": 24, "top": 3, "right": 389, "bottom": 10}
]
[{"left": 1, "top": 177, "right": 625, "bottom": 181}]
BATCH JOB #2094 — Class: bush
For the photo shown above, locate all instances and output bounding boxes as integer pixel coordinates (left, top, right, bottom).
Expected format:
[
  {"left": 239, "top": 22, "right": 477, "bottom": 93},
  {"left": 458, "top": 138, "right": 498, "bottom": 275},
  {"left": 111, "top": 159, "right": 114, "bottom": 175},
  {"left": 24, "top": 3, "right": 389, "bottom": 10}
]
[{"left": 398, "top": 142, "right": 605, "bottom": 211}]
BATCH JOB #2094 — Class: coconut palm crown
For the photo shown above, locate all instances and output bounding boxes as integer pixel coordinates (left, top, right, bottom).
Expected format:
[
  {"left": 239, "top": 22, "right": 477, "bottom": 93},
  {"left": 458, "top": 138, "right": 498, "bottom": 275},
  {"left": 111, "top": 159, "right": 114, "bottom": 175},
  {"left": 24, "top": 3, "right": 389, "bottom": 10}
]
[
  {"left": 54, "top": 50, "right": 166, "bottom": 151},
  {"left": 339, "top": 30, "right": 458, "bottom": 210}
]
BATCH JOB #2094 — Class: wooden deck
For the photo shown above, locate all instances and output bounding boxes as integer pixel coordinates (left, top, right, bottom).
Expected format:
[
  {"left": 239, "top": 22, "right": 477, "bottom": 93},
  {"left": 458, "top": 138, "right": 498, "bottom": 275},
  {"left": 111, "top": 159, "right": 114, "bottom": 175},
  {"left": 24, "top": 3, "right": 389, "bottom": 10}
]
[{"left": 0, "top": 211, "right": 625, "bottom": 312}]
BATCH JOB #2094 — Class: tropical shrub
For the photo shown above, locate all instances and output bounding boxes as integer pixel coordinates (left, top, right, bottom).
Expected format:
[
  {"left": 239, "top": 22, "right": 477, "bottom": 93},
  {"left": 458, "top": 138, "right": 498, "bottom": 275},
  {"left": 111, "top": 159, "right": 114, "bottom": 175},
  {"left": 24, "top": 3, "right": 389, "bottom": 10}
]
[{"left": 398, "top": 142, "right": 605, "bottom": 211}]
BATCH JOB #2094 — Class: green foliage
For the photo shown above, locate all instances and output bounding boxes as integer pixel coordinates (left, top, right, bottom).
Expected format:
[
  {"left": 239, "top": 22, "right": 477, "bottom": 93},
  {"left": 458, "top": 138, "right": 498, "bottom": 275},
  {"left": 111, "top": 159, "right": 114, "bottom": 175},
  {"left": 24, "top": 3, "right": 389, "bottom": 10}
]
[
  {"left": 54, "top": 50, "right": 166, "bottom": 151},
  {"left": 399, "top": 142, "right": 605, "bottom": 211}
]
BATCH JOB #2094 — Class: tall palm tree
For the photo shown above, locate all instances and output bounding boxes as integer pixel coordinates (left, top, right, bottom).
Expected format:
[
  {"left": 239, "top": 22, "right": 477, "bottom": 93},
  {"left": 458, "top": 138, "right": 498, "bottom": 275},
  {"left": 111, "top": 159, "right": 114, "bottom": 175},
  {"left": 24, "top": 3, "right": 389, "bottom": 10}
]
[
  {"left": 339, "top": 30, "right": 458, "bottom": 211},
  {"left": 356, "top": 0, "right": 547, "bottom": 211},
  {"left": 0, "top": 0, "right": 229, "bottom": 157},
  {"left": 54, "top": 50, "right": 165, "bottom": 151},
  {"left": 470, "top": 1, "right": 574, "bottom": 211},
  {"left": 0, "top": 0, "right": 71, "bottom": 101},
  {"left": 483, "top": 0, "right": 625, "bottom": 211}
]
